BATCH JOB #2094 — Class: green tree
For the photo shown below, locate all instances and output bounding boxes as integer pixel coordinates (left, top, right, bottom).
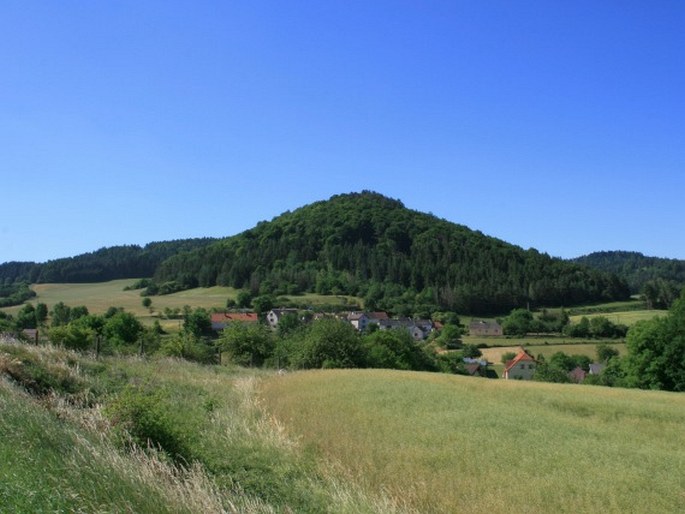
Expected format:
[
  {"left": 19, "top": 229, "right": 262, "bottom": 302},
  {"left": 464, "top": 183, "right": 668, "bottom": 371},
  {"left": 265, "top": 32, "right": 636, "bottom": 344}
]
[
  {"left": 35, "top": 303, "right": 48, "bottom": 325},
  {"left": 596, "top": 343, "right": 620, "bottom": 363},
  {"left": 48, "top": 324, "right": 94, "bottom": 351},
  {"left": 104, "top": 311, "right": 144, "bottom": 347},
  {"left": 624, "top": 292, "right": 685, "bottom": 391},
  {"left": 501, "top": 309, "right": 533, "bottom": 336},
  {"left": 160, "top": 332, "right": 215, "bottom": 363},
  {"left": 70, "top": 305, "right": 89, "bottom": 322},
  {"left": 183, "top": 307, "right": 212, "bottom": 337},
  {"left": 290, "top": 318, "right": 363, "bottom": 369},
  {"left": 362, "top": 329, "right": 436, "bottom": 371},
  {"left": 276, "top": 312, "right": 302, "bottom": 338},
  {"left": 142, "top": 297, "right": 152, "bottom": 309},
  {"left": 434, "top": 324, "right": 463, "bottom": 349},
  {"left": 462, "top": 344, "right": 483, "bottom": 359},
  {"left": 51, "top": 301, "right": 72, "bottom": 327},
  {"left": 236, "top": 291, "right": 253, "bottom": 309},
  {"left": 219, "top": 322, "right": 274, "bottom": 367},
  {"left": 252, "top": 295, "right": 275, "bottom": 316},
  {"left": 16, "top": 304, "right": 37, "bottom": 329}
]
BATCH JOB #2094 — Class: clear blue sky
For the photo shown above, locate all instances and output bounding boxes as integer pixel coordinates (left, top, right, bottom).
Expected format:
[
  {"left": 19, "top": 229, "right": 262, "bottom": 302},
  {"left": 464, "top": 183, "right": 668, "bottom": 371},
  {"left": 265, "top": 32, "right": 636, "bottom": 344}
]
[{"left": 2, "top": 1, "right": 683, "bottom": 264}]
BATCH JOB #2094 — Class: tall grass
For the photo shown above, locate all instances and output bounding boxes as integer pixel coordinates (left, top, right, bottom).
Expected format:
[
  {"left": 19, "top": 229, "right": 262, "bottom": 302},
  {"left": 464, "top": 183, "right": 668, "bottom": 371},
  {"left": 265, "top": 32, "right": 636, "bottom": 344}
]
[
  {"left": 260, "top": 369, "right": 685, "bottom": 514},
  {"left": 0, "top": 338, "right": 389, "bottom": 513}
]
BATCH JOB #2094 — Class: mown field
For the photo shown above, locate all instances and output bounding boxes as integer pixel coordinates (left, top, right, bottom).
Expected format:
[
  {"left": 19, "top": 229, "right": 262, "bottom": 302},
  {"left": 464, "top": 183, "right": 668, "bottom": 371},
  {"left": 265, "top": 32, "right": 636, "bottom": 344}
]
[{"left": 260, "top": 369, "right": 685, "bottom": 514}]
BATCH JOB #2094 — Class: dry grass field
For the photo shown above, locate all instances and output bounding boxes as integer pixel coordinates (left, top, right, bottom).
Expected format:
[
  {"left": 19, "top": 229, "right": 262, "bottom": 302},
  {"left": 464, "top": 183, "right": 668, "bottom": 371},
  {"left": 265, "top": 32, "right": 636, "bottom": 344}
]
[{"left": 261, "top": 369, "right": 685, "bottom": 514}]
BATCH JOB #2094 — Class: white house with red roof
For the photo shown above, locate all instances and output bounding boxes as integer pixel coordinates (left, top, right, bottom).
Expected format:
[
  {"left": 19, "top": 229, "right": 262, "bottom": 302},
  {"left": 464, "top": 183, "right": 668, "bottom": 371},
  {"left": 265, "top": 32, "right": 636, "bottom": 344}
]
[{"left": 503, "top": 348, "right": 537, "bottom": 380}]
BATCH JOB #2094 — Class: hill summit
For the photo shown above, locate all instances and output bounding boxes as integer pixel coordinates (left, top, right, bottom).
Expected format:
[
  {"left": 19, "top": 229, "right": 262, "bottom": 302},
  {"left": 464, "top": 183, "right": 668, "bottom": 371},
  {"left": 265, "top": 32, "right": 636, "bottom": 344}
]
[{"left": 153, "top": 191, "right": 629, "bottom": 315}]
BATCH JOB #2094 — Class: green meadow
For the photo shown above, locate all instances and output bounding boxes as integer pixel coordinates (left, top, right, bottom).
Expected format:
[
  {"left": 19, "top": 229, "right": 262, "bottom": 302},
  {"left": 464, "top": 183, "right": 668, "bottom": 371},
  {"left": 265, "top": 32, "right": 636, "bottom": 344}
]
[
  {"left": 261, "top": 369, "right": 685, "bottom": 514},
  {"left": 568, "top": 309, "right": 668, "bottom": 326}
]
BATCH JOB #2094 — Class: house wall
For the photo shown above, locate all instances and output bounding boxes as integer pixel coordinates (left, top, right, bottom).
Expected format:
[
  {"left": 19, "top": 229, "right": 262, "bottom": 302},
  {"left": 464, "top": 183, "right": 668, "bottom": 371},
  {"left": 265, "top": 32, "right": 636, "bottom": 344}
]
[{"left": 505, "top": 361, "right": 536, "bottom": 380}]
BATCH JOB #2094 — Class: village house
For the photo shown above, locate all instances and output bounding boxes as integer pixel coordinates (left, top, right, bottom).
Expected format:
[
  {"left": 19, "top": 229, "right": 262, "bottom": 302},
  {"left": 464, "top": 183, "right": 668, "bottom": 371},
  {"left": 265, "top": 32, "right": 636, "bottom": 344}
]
[
  {"left": 503, "top": 348, "right": 537, "bottom": 380},
  {"left": 346, "top": 311, "right": 390, "bottom": 332},
  {"left": 210, "top": 312, "right": 259, "bottom": 331},
  {"left": 463, "top": 357, "right": 491, "bottom": 377},
  {"left": 347, "top": 311, "right": 370, "bottom": 331},
  {"left": 589, "top": 363, "right": 606, "bottom": 375},
  {"left": 378, "top": 318, "right": 433, "bottom": 341},
  {"left": 469, "top": 320, "right": 503, "bottom": 337},
  {"left": 266, "top": 308, "right": 299, "bottom": 329}
]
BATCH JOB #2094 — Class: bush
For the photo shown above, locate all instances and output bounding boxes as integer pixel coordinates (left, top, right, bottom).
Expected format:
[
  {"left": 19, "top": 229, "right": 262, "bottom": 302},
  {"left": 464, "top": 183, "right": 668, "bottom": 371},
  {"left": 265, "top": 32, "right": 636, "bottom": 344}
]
[
  {"left": 105, "top": 384, "right": 193, "bottom": 463},
  {"left": 159, "top": 333, "right": 216, "bottom": 364}
]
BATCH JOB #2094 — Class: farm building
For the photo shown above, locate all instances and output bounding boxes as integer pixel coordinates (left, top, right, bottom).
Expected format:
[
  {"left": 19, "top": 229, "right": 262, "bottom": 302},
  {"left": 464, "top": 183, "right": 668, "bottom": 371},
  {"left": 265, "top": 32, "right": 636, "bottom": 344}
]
[{"left": 468, "top": 320, "right": 503, "bottom": 336}]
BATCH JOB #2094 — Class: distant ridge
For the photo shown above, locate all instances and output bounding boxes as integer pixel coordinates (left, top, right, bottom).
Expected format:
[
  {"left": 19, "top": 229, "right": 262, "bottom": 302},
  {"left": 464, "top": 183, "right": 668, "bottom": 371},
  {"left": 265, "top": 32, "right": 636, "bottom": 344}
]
[
  {"left": 0, "top": 238, "right": 217, "bottom": 284},
  {"left": 571, "top": 251, "right": 685, "bottom": 293}
]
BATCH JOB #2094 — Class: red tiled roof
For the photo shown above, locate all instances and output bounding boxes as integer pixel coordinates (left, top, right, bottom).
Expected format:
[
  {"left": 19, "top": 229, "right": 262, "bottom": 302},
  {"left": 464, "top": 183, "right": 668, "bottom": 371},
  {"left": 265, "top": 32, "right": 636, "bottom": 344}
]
[
  {"left": 503, "top": 349, "right": 536, "bottom": 373},
  {"left": 368, "top": 311, "right": 389, "bottom": 320},
  {"left": 211, "top": 312, "right": 258, "bottom": 323}
]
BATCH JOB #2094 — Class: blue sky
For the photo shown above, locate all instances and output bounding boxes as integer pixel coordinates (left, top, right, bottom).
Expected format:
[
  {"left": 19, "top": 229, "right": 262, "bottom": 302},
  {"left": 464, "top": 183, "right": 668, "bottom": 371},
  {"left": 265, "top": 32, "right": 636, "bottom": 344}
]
[{"left": 2, "top": 1, "right": 683, "bottom": 264}]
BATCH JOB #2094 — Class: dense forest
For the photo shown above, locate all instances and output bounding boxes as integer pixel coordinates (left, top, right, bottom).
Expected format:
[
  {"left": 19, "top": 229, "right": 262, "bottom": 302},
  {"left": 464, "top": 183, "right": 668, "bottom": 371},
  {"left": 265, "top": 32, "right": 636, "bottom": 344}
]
[
  {"left": 572, "top": 251, "right": 685, "bottom": 293},
  {"left": 152, "top": 192, "right": 629, "bottom": 315},
  {"left": 0, "top": 239, "right": 217, "bottom": 285}
]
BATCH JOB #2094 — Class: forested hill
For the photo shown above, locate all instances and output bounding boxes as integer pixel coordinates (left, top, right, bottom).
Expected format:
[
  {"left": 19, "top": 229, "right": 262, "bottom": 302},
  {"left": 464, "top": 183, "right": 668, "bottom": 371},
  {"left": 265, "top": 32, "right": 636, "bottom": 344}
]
[
  {"left": 153, "top": 192, "right": 629, "bottom": 315},
  {"left": 571, "top": 251, "right": 685, "bottom": 293},
  {"left": 0, "top": 239, "right": 217, "bottom": 285}
]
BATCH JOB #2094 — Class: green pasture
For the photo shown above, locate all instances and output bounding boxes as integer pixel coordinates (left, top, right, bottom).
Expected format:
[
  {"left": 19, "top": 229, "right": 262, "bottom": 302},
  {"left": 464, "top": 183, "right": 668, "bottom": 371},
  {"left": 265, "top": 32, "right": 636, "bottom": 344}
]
[
  {"left": 0, "top": 280, "right": 363, "bottom": 328},
  {"left": 569, "top": 309, "right": 667, "bottom": 326},
  {"left": 261, "top": 369, "right": 685, "bottom": 514}
]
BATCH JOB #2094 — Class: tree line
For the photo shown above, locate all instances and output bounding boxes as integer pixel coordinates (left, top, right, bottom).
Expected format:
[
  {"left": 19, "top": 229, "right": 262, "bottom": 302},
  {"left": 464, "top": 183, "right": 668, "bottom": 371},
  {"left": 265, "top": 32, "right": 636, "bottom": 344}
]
[{"left": 0, "top": 238, "right": 217, "bottom": 286}]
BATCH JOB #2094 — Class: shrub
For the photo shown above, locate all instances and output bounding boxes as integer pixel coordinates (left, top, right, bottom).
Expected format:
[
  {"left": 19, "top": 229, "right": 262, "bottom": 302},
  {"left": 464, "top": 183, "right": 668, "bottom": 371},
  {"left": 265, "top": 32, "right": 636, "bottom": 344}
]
[{"left": 105, "top": 384, "right": 193, "bottom": 463}]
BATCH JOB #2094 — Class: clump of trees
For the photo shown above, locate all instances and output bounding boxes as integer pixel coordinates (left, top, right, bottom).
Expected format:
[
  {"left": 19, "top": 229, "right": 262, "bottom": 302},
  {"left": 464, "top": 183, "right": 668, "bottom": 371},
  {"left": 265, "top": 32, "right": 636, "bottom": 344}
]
[
  {"left": 531, "top": 291, "right": 685, "bottom": 392},
  {"left": 499, "top": 307, "right": 627, "bottom": 339},
  {"left": 0, "top": 282, "right": 36, "bottom": 308}
]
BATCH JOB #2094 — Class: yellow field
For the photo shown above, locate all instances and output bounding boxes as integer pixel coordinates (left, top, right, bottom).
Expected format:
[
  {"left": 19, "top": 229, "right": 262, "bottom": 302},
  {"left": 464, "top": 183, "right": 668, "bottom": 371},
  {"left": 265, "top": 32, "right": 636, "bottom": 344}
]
[{"left": 261, "top": 369, "right": 685, "bottom": 514}]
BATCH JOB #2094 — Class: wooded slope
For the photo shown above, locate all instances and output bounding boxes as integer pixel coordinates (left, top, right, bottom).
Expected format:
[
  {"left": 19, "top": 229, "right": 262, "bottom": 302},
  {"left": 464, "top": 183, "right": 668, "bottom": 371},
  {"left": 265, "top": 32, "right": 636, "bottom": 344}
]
[{"left": 153, "top": 192, "right": 629, "bottom": 314}]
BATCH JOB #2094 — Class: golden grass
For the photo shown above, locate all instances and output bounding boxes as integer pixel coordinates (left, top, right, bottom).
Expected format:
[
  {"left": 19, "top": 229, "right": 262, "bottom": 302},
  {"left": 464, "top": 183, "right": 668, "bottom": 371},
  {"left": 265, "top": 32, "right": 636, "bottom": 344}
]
[{"left": 260, "top": 369, "right": 685, "bottom": 514}]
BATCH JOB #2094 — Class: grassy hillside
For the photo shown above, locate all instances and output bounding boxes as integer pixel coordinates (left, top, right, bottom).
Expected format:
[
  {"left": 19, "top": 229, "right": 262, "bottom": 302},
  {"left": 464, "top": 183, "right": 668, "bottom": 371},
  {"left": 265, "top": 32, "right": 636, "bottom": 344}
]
[
  {"left": 0, "top": 339, "right": 385, "bottom": 513},
  {"left": 261, "top": 369, "right": 685, "bottom": 514}
]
